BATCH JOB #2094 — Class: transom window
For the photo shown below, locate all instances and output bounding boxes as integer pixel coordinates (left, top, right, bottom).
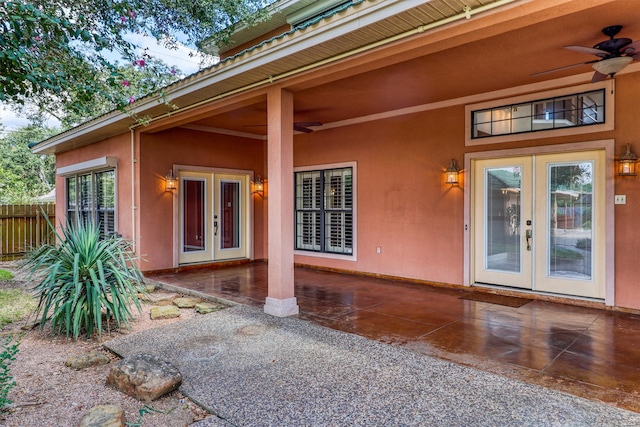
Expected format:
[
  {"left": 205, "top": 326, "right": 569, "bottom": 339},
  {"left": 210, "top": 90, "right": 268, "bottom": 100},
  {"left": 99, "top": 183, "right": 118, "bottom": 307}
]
[
  {"left": 295, "top": 166, "right": 353, "bottom": 255},
  {"left": 66, "top": 170, "right": 116, "bottom": 237},
  {"left": 472, "top": 89, "right": 605, "bottom": 139}
]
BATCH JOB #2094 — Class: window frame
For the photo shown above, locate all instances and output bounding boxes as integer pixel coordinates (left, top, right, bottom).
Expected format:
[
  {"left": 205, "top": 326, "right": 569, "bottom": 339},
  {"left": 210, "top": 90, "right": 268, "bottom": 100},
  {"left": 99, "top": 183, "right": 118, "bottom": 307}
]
[
  {"left": 59, "top": 158, "right": 118, "bottom": 238},
  {"left": 294, "top": 161, "right": 357, "bottom": 261},
  {"left": 465, "top": 81, "right": 614, "bottom": 146}
]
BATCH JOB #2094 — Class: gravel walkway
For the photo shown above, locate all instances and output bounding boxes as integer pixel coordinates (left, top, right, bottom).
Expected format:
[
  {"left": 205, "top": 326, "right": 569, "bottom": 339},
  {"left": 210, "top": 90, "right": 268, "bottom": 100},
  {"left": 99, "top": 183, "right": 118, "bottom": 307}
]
[{"left": 104, "top": 305, "right": 640, "bottom": 427}]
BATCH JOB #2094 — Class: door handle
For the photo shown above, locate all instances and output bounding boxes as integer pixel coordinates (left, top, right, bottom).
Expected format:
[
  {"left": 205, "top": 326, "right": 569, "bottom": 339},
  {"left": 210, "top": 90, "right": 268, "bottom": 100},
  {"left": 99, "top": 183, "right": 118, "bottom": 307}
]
[
  {"left": 525, "top": 229, "right": 532, "bottom": 251},
  {"left": 214, "top": 221, "right": 218, "bottom": 236}
]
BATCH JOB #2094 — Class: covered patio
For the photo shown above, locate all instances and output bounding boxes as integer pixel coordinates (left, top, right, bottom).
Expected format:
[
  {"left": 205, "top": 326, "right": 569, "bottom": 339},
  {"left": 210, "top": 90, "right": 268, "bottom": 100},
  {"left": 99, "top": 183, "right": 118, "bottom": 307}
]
[{"left": 147, "top": 263, "right": 640, "bottom": 413}]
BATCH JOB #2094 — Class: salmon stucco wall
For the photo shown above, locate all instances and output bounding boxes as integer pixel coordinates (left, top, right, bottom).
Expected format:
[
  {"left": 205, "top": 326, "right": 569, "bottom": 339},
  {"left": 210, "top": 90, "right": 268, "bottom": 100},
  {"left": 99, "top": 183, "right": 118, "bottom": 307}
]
[
  {"left": 608, "top": 73, "right": 640, "bottom": 309},
  {"left": 137, "top": 128, "right": 266, "bottom": 271},
  {"left": 55, "top": 133, "right": 134, "bottom": 241},
  {"left": 294, "top": 106, "right": 466, "bottom": 286},
  {"left": 291, "top": 74, "right": 640, "bottom": 310}
]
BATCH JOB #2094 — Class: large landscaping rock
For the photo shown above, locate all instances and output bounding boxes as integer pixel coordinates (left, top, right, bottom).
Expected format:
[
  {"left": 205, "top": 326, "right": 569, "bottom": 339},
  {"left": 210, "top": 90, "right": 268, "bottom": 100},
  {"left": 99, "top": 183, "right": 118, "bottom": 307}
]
[
  {"left": 106, "top": 353, "right": 182, "bottom": 402},
  {"left": 79, "top": 404, "right": 124, "bottom": 427}
]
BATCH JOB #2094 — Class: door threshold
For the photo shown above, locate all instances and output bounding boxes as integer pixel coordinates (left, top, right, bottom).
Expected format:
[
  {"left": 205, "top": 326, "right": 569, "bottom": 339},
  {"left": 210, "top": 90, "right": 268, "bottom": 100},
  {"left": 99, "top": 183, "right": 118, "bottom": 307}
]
[{"left": 473, "top": 282, "right": 605, "bottom": 309}]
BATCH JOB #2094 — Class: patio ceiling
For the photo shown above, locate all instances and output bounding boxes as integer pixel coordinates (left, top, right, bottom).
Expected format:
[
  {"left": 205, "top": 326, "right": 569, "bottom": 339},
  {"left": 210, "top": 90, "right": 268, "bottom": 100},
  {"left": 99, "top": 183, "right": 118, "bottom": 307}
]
[
  {"left": 172, "top": 0, "right": 640, "bottom": 138},
  {"left": 35, "top": 0, "right": 640, "bottom": 152}
]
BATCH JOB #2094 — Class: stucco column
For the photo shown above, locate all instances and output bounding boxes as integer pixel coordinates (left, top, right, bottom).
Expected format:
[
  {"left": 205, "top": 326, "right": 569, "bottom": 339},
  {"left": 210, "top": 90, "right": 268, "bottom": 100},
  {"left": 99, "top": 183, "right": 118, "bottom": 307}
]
[{"left": 264, "top": 87, "right": 299, "bottom": 317}]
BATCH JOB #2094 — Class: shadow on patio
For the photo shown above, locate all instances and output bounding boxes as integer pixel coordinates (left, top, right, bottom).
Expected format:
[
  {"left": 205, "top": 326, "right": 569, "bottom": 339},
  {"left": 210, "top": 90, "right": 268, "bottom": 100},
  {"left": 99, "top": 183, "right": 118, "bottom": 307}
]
[{"left": 146, "top": 262, "right": 640, "bottom": 413}]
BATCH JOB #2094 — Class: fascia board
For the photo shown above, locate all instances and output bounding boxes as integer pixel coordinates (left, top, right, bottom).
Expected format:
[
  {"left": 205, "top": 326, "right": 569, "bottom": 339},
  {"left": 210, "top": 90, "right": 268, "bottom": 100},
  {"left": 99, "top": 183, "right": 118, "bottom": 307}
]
[
  {"left": 32, "top": 110, "right": 131, "bottom": 154},
  {"left": 156, "top": 0, "right": 426, "bottom": 102}
]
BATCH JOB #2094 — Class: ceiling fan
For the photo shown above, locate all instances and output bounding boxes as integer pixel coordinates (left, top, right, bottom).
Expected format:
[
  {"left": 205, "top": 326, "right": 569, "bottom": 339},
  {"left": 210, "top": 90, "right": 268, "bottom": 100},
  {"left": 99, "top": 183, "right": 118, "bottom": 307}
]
[
  {"left": 244, "top": 121, "right": 323, "bottom": 133},
  {"left": 533, "top": 25, "right": 640, "bottom": 82},
  {"left": 293, "top": 121, "right": 323, "bottom": 133}
]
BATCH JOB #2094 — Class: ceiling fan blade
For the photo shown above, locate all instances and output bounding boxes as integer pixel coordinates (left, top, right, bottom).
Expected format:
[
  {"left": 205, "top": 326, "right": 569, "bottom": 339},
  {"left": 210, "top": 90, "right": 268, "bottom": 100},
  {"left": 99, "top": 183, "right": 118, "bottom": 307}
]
[
  {"left": 530, "top": 60, "right": 598, "bottom": 77},
  {"left": 295, "top": 121, "right": 323, "bottom": 127},
  {"left": 621, "top": 40, "right": 640, "bottom": 57},
  {"left": 564, "top": 45, "right": 610, "bottom": 57},
  {"left": 293, "top": 121, "right": 322, "bottom": 133},
  {"left": 591, "top": 71, "right": 608, "bottom": 82}
]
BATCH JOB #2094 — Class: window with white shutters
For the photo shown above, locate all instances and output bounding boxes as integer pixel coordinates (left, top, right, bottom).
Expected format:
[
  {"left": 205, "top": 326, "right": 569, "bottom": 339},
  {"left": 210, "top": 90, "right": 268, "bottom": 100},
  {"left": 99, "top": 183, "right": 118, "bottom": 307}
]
[
  {"left": 295, "top": 167, "right": 353, "bottom": 255},
  {"left": 66, "top": 169, "right": 116, "bottom": 237}
]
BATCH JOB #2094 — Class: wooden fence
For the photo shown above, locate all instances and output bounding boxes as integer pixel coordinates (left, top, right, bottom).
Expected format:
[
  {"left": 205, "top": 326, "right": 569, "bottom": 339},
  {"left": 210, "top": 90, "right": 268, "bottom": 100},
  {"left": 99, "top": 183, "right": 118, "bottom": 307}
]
[{"left": 0, "top": 204, "right": 56, "bottom": 260}]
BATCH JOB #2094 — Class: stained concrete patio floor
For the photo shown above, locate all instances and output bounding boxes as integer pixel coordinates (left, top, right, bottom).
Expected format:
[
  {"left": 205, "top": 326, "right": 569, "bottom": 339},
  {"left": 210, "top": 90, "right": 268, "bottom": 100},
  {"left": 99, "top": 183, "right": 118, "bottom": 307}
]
[
  {"left": 141, "top": 262, "right": 640, "bottom": 418},
  {"left": 105, "top": 305, "right": 640, "bottom": 426}
]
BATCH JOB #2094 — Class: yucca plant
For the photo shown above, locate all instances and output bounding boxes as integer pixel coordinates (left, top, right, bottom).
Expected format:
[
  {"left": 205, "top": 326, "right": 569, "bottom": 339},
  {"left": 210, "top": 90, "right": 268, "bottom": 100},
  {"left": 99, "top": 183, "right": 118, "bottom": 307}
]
[{"left": 24, "top": 219, "right": 144, "bottom": 340}]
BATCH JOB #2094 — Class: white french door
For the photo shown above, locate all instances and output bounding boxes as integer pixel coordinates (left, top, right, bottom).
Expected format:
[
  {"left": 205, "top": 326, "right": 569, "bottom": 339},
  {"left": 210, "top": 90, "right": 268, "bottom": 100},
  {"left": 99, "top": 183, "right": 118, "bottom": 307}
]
[
  {"left": 473, "top": 150, "right": 605, "bottom": 299},
  {"left": 179, "top": 171, "right": 249, "bottom": 265}
]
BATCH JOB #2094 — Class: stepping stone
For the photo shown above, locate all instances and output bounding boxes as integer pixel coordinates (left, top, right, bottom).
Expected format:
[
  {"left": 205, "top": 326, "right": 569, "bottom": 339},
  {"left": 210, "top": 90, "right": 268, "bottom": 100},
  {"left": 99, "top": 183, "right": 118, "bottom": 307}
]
[
  {"left": 106, "top": 353, "right": 182, "bottom": 402},
  {"left": 139, "top": 292, "right": 178, "bottom": 305},
  {"left": 173, "top": 297, "right": 202, "bottom": 308},
  {"left": 150, "top": 305, "right": 181, "bottom": 320},
  {"left": 195, "top": 302, "right": 224, "bottom": 314},
  {"left": 79, "top": 404, "right": 124, "bottom": 427},
  {"left": 65, "top": 351, "right": 111, "bottom": 370},
  {"left": 142, "top": 283, "right": 156, "bottom": 293}
]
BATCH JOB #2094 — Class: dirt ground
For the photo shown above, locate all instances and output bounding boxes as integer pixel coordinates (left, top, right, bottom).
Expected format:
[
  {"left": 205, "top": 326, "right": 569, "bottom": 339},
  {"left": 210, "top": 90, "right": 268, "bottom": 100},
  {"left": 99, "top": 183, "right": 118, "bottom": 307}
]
[{"left": 0, "top": 261, "right": 212, "bottom": 427}]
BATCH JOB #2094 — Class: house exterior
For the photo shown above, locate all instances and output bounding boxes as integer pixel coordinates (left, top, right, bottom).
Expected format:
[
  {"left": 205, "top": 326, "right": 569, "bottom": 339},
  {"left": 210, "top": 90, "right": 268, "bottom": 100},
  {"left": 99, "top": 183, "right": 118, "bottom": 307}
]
[{"left": 33, "top": 0, "right": 640, "bottom": 316}]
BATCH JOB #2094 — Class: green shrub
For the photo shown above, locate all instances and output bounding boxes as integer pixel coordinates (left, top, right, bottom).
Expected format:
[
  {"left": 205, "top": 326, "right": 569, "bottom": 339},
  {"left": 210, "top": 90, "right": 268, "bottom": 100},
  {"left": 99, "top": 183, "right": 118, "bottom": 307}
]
[
  {"left": 0, "top": 270, "right": 13, "bottom": 281},
  {"left": 24, "top": 220, "right": 144, "bottom": 340},
  {"left": 0, "top": 289, "right": 37, "bottom": 329},
  {"left": 0, "top": 334, "right": 21, "bottom": 411},
  {"left": 576, "top": 238, "right": 592, "bottom": 249}
]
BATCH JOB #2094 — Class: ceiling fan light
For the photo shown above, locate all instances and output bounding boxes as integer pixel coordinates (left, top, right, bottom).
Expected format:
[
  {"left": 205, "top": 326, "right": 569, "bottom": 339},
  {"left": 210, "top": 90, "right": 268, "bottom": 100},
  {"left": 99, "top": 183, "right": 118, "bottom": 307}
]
[{"left": 592, "top": 56, "right": 633, "bottom": 75}]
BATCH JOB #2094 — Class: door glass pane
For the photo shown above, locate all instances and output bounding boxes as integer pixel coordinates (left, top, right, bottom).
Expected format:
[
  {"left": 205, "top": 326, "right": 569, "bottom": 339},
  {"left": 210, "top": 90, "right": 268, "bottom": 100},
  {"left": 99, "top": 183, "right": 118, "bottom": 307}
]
[
  {"left": 220, "top": 181, "right": 240, "bottom": 249},
  {"left": 485, "top": 166, "right": 522, "bottom": 272},
  {"left": 547, "top": 162, "right": 593, "bottom": 279},
  {"left": 183, "top": 179, "right": 205, "bottom": 252}
]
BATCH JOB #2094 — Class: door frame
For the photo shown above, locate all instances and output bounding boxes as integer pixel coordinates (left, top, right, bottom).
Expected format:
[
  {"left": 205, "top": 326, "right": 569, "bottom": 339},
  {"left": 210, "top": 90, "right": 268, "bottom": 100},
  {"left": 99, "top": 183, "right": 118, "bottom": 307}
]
[
  {"left": 171, "top": 164, "right": 255, "bottom": 267},
  {"left": 463, "top": 139, "right": 615, "bottom": 305}
]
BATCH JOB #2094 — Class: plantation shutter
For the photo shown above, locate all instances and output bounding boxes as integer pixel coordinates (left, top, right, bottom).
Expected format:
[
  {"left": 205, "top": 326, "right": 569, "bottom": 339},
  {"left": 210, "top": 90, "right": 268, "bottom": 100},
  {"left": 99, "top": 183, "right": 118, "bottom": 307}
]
[
  {"left": 296, "top": 171, "right": 322, "bottom": 251},
  {"left": 295, "top": 167, "right": 353, "bottom": 255}
]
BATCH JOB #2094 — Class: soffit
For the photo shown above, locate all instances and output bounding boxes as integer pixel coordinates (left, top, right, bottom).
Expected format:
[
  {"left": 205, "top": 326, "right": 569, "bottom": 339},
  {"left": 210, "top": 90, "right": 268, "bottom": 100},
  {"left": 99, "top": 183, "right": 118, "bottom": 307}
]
[{"left": 163, "top": 0, "right": 508, "bottom": 111}]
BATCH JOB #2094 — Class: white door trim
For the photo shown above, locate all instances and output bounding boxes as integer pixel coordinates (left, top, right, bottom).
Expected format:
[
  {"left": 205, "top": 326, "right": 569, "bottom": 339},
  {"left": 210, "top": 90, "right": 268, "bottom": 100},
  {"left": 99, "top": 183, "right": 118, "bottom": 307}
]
[
  {"left": 463, "top": 139, "right": 615, "bottom": 305},
  {"left": 171, "top": 164, "right": 255, "bottom": 268}
]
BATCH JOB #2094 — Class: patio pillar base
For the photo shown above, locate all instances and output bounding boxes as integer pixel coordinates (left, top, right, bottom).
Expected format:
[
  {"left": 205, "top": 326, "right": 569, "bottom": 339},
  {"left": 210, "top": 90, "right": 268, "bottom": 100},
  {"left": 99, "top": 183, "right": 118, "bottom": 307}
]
[{"left": 264, "top": 297, "right": 299, "bottom": 317}]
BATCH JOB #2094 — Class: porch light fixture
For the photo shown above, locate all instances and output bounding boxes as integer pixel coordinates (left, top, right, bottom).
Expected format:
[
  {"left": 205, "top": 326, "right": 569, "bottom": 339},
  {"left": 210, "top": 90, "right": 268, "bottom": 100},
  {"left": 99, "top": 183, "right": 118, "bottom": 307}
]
[
  {"left": 165, "top": 169, "right": 178, "bottom": 191},
  {"left": 252, "top": 175, "right": 265, "bottom": 197},
  {"left": 618, "top": 143, "right": 638, "bottom": 176},
  {"left": 445, "top": 159, "right": 460, "bottom": 185},
  {"left": 592, "top": 56, "right": 633, "bottom": 77}
]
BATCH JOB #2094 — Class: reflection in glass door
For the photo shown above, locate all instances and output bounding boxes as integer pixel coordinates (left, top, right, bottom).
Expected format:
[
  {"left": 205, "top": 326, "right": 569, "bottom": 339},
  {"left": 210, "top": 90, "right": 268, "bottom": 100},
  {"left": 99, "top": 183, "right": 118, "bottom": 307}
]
[
  {"left": 183, "top": 179, "right": 205, "bottom": 252},
  {"left": 534, "top": 151, "right": 604, "bottom": 298},
  {"left": 547, "top": 162, "right": 593, "bottom": 279},
  {"left": 221, "top": 181, "right": 240, "bottom": 249},
  {"left": 179, "top": 172, "right": 212, "bottom": 264},
  {"left": 214, "top": 174, "right": 247, "bottom": 260},
  {"left": 474, "top": 157, "right": 532, "bottom": 289},
  {"left": 179, "top": 171, "right": 249, "bottom": 265},
  {"left": 474, "top": 151, "right": 605, "bottom": 299}
]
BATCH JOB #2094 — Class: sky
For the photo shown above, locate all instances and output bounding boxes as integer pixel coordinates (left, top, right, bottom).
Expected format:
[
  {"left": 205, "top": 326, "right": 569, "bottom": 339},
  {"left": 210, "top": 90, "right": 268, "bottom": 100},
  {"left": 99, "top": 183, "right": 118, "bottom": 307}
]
[{"left": 0, "top": 33, "right": 211, "bottom": 133}]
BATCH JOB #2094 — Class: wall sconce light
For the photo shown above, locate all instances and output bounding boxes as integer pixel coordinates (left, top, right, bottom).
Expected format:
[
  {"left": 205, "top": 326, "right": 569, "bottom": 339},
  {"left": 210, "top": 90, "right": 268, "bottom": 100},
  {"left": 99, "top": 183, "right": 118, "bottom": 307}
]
[
  {"left": 252, "top": 175, "right": 265, "bottom": 197},
  {"left": 165, "top": 169, "right": 178, "bottom": 191},
  {"left": 618, "top": 143, "right": 638, "bottom": 176},
  {"left": 445, "top": 159, "right": 460, "bottom": 185}
]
